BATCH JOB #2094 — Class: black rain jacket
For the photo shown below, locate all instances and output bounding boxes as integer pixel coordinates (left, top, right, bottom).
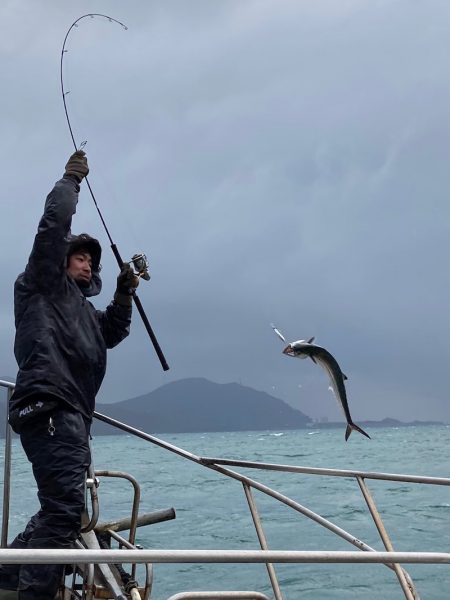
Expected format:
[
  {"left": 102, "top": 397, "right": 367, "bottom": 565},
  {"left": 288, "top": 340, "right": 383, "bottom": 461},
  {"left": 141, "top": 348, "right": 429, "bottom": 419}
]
[{"left": 10, "top": 175, "right": 131, "bottom": 421}]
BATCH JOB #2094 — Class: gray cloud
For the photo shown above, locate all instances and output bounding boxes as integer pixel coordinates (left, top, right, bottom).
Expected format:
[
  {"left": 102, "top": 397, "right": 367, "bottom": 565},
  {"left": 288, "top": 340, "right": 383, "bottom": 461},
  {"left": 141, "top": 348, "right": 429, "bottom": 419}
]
[{"left": 2, "top": 1, "right": 450, "bottom": 422}]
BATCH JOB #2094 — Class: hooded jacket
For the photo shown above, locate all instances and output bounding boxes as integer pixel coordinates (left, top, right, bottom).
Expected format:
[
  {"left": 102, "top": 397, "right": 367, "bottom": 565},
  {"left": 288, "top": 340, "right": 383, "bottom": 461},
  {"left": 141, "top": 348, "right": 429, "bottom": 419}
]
[{"left": 10, "top": 175, "right": 131, "bottom": 421}]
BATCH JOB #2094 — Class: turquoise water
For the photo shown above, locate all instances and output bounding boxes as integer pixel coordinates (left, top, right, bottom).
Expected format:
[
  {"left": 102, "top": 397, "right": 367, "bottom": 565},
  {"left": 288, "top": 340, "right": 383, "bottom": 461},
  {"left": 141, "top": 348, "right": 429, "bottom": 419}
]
[{"left": 2, "top": 425, "right": 450, "bottom": 599}]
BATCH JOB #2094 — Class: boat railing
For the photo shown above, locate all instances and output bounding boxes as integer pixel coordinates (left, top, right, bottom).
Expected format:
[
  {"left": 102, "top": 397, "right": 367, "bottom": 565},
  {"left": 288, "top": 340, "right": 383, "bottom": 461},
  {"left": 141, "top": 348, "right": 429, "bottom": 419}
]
[
  {"left": 1, "top": 380, "right": 14, "bottom": 551},
  {"left": 2, "top": 380, "right": 450, "bottom": 600}
]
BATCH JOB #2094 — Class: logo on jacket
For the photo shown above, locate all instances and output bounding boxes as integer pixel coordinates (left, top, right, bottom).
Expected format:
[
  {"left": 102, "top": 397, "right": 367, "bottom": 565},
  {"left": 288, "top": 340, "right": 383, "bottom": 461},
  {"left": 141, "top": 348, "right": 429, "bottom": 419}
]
[{"left": 19, "top": 405, "right": 33, "bottom": 418}]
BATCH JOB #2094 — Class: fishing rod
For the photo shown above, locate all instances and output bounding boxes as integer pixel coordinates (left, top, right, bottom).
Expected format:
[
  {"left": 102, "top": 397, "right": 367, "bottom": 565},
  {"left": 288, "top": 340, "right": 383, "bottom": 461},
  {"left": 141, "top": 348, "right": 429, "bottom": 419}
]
[{"left": 60, "top": 14, "right": 169, "bottom": 371}]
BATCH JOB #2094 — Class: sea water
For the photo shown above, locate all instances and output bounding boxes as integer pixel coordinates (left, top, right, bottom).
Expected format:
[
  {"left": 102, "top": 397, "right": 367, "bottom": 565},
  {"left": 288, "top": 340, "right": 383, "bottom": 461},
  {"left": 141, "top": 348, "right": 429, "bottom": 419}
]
[{"left": 2, "top": 424, "right": 450, "bottom": 599}]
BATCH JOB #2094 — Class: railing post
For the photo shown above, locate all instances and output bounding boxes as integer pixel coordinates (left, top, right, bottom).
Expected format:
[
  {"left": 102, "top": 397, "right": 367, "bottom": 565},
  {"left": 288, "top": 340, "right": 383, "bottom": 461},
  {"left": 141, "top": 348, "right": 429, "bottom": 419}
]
[
  {"left": 356, "top": 476, "right": 419, "bottom": 600},
  {"left": 242, "top": 482, "right": 283, "bottom": 600},
  {"left": 1, "top": 385, "right": 13, "bottom": 548}
]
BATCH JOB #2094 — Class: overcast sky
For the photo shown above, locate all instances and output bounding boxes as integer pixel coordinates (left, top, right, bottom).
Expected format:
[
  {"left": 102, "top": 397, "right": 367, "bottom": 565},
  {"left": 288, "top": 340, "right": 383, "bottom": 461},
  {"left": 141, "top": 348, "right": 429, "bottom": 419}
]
[{"left": 2, "top": 0, "right": 450, "bottom": 423}]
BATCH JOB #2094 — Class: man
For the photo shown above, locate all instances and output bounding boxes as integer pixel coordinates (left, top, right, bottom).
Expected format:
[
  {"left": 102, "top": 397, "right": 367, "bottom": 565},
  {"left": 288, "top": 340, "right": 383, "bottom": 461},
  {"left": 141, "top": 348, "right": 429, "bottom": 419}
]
[{"left": 2, "top": 151, "right": 139, "bottom": 599}]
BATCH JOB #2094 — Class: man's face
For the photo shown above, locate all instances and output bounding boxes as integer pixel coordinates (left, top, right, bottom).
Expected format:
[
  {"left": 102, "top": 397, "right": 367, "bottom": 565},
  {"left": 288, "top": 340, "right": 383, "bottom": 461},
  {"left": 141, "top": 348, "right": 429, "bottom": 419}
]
[{"left": 67, "top": 251, "right": 92, "bottom": 285}]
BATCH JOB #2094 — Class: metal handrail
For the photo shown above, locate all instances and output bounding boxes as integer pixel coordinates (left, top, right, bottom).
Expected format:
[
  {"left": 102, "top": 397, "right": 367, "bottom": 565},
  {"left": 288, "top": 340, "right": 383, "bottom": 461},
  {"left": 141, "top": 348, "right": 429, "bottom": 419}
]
[
  {"left": 201, "top": 459, "right": 418, "bottom": 599},
  {"left": 106, "top": 531, "right": 153, "bottom": 600},
  {"left": 1, "top": 379, "right": 15, "bottom": 548},
  {"left": 81, "top": 461, "right": 100, "bottom": 533},
  {"left": 198, "top": 457, "right": 450, "bottom": 485},
  {"left": 92, "top": 412, "right": 425, "bottom": 599},
  {"left": 94, "top": 470, "right": 141, "bottom": 587},
  {"left": 2, "top": 381, "right": 450, "bottom": 600},
  {"left": 166, "top": 594, "right": 270, "bottom": 600},
  {"left": 243, "top": 483, "right": 282, "bottom": 600},
  {"left": 0, "top": 548, "right": 448, "bottom": 564},
  {"left": 94, "top": 471, "right": 141, "bottom": 547}
]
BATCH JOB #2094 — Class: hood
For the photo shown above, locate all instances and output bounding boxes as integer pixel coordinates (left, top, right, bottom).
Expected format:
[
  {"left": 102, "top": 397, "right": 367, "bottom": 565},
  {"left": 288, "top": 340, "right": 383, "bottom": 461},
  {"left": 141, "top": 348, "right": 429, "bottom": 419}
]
[
  {"left": 67, "top": 233, "right": 103, "bottom": 298},
  {"left": 67, "top": 233, "right": 102, "bottom": 270}
]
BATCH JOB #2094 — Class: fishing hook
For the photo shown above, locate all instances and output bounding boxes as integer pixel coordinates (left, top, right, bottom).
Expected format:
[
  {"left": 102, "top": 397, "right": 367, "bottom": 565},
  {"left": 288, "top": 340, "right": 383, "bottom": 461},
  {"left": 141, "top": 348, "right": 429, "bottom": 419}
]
[{"left": 60, "top": 14, "right": 169, "bottom": 371}]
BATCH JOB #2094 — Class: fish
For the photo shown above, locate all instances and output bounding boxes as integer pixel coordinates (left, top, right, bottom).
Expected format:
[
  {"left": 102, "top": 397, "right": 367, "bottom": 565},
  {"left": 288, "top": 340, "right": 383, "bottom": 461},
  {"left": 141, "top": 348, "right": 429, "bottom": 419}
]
[{"left": 271, "top": 326, "right": 370, "bottom": 441}]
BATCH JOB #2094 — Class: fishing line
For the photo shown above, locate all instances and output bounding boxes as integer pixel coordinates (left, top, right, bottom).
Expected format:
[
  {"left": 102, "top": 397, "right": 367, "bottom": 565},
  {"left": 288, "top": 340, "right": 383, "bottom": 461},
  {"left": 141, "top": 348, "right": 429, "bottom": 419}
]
[{"left": 60, "top": 14, "right": 169, "bottom": 371}]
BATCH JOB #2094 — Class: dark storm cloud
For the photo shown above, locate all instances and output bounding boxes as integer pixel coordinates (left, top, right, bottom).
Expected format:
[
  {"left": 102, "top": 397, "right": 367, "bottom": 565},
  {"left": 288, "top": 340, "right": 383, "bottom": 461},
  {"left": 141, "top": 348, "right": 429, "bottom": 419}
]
[{"left": 2, "top": 1, "right": 450, "bottom": 422}]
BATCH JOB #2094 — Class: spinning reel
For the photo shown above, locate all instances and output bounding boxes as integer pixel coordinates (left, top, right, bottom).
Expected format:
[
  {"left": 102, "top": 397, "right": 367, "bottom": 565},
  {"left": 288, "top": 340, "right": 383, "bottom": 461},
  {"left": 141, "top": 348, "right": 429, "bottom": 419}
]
[{"left": 129, "top": 253, "right": 151, "bottom": 281}]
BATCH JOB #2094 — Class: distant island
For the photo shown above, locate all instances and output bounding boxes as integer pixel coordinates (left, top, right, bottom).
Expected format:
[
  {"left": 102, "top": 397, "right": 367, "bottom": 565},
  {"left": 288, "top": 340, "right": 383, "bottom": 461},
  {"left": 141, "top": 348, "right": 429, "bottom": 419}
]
[
  {"left": 92, "top": 378, "right": 444, "bottom": 435},
  {"left": 0, "top": 377, "right": 445, "bottom": 437},
  {"left": 92, "top": 378, "right": 311, "bottom": 436}
]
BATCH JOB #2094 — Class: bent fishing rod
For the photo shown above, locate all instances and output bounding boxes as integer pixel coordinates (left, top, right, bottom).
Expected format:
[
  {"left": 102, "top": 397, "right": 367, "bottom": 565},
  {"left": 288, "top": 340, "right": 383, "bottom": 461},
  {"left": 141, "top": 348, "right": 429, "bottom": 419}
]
[{"left": 61, "top": 14, "right": 169, "bottom": 371}]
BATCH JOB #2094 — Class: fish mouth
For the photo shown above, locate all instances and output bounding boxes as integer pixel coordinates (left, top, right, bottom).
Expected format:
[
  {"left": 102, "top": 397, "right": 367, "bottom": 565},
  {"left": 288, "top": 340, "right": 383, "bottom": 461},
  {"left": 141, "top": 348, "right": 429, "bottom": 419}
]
[{"left": 282, "top": 345, "right": 295, "bottom": 356}]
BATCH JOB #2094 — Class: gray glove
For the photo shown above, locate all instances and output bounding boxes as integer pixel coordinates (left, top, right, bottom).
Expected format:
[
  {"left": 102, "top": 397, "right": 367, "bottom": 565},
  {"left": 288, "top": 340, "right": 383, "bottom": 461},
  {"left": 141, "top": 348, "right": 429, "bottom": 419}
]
[
  {"left": 114, "top": 264, "right": 140, "bottom": 307},
  {"left": 64, "top": 150, "right": 89, "bottom": 183}
]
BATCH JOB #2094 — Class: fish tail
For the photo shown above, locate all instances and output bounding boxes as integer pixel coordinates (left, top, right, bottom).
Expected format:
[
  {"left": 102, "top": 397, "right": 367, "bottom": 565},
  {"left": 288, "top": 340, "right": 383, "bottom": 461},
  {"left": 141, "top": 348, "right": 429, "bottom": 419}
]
[{"left": 345, "top": 423, "right": 371, "bottom": 441}]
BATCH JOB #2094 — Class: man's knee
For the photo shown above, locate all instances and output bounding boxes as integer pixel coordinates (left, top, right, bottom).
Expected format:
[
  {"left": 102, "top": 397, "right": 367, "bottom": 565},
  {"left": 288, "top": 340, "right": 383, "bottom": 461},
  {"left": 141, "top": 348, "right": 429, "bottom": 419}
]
[{"left": 18, "top": 562, "right": 64, "bottom": 599}]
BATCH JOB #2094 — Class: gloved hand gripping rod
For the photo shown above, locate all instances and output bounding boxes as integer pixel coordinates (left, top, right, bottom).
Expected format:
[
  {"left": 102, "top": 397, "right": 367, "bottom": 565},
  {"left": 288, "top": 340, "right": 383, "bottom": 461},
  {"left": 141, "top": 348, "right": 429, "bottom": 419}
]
[{"left": 61, "top": 14, "right": 169, "bottom": 371}]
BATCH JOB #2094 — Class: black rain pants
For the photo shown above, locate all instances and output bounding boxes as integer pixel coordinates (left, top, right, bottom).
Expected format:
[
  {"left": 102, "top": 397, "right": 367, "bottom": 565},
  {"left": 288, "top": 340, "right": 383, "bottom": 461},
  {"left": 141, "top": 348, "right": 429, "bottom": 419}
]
[{"left": 12, "top": 405, "right": 91, "bottom": 599}]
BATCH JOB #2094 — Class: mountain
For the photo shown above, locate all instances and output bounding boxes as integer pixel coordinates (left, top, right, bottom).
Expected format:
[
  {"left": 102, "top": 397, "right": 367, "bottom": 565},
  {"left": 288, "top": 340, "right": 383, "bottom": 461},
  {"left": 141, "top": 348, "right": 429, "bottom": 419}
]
[
  {"left": 92, "top": 377, "right": 311, "bottom": 435},
  {"left": 0, "top": 378, "right": 445, "bottom": 438}
]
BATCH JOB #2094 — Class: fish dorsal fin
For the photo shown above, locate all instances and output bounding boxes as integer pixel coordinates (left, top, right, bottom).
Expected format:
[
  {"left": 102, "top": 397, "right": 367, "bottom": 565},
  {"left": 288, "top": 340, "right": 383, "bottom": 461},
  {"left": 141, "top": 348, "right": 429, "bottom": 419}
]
[
  {"left": 342, "top": 372, "right": 348, "bottom": 380},
  {"left": 307, "top": 336, "right": 315, "bottom": 344},
  {"left": 310, "top": 356, "right": 317, "bottom": 364}
]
